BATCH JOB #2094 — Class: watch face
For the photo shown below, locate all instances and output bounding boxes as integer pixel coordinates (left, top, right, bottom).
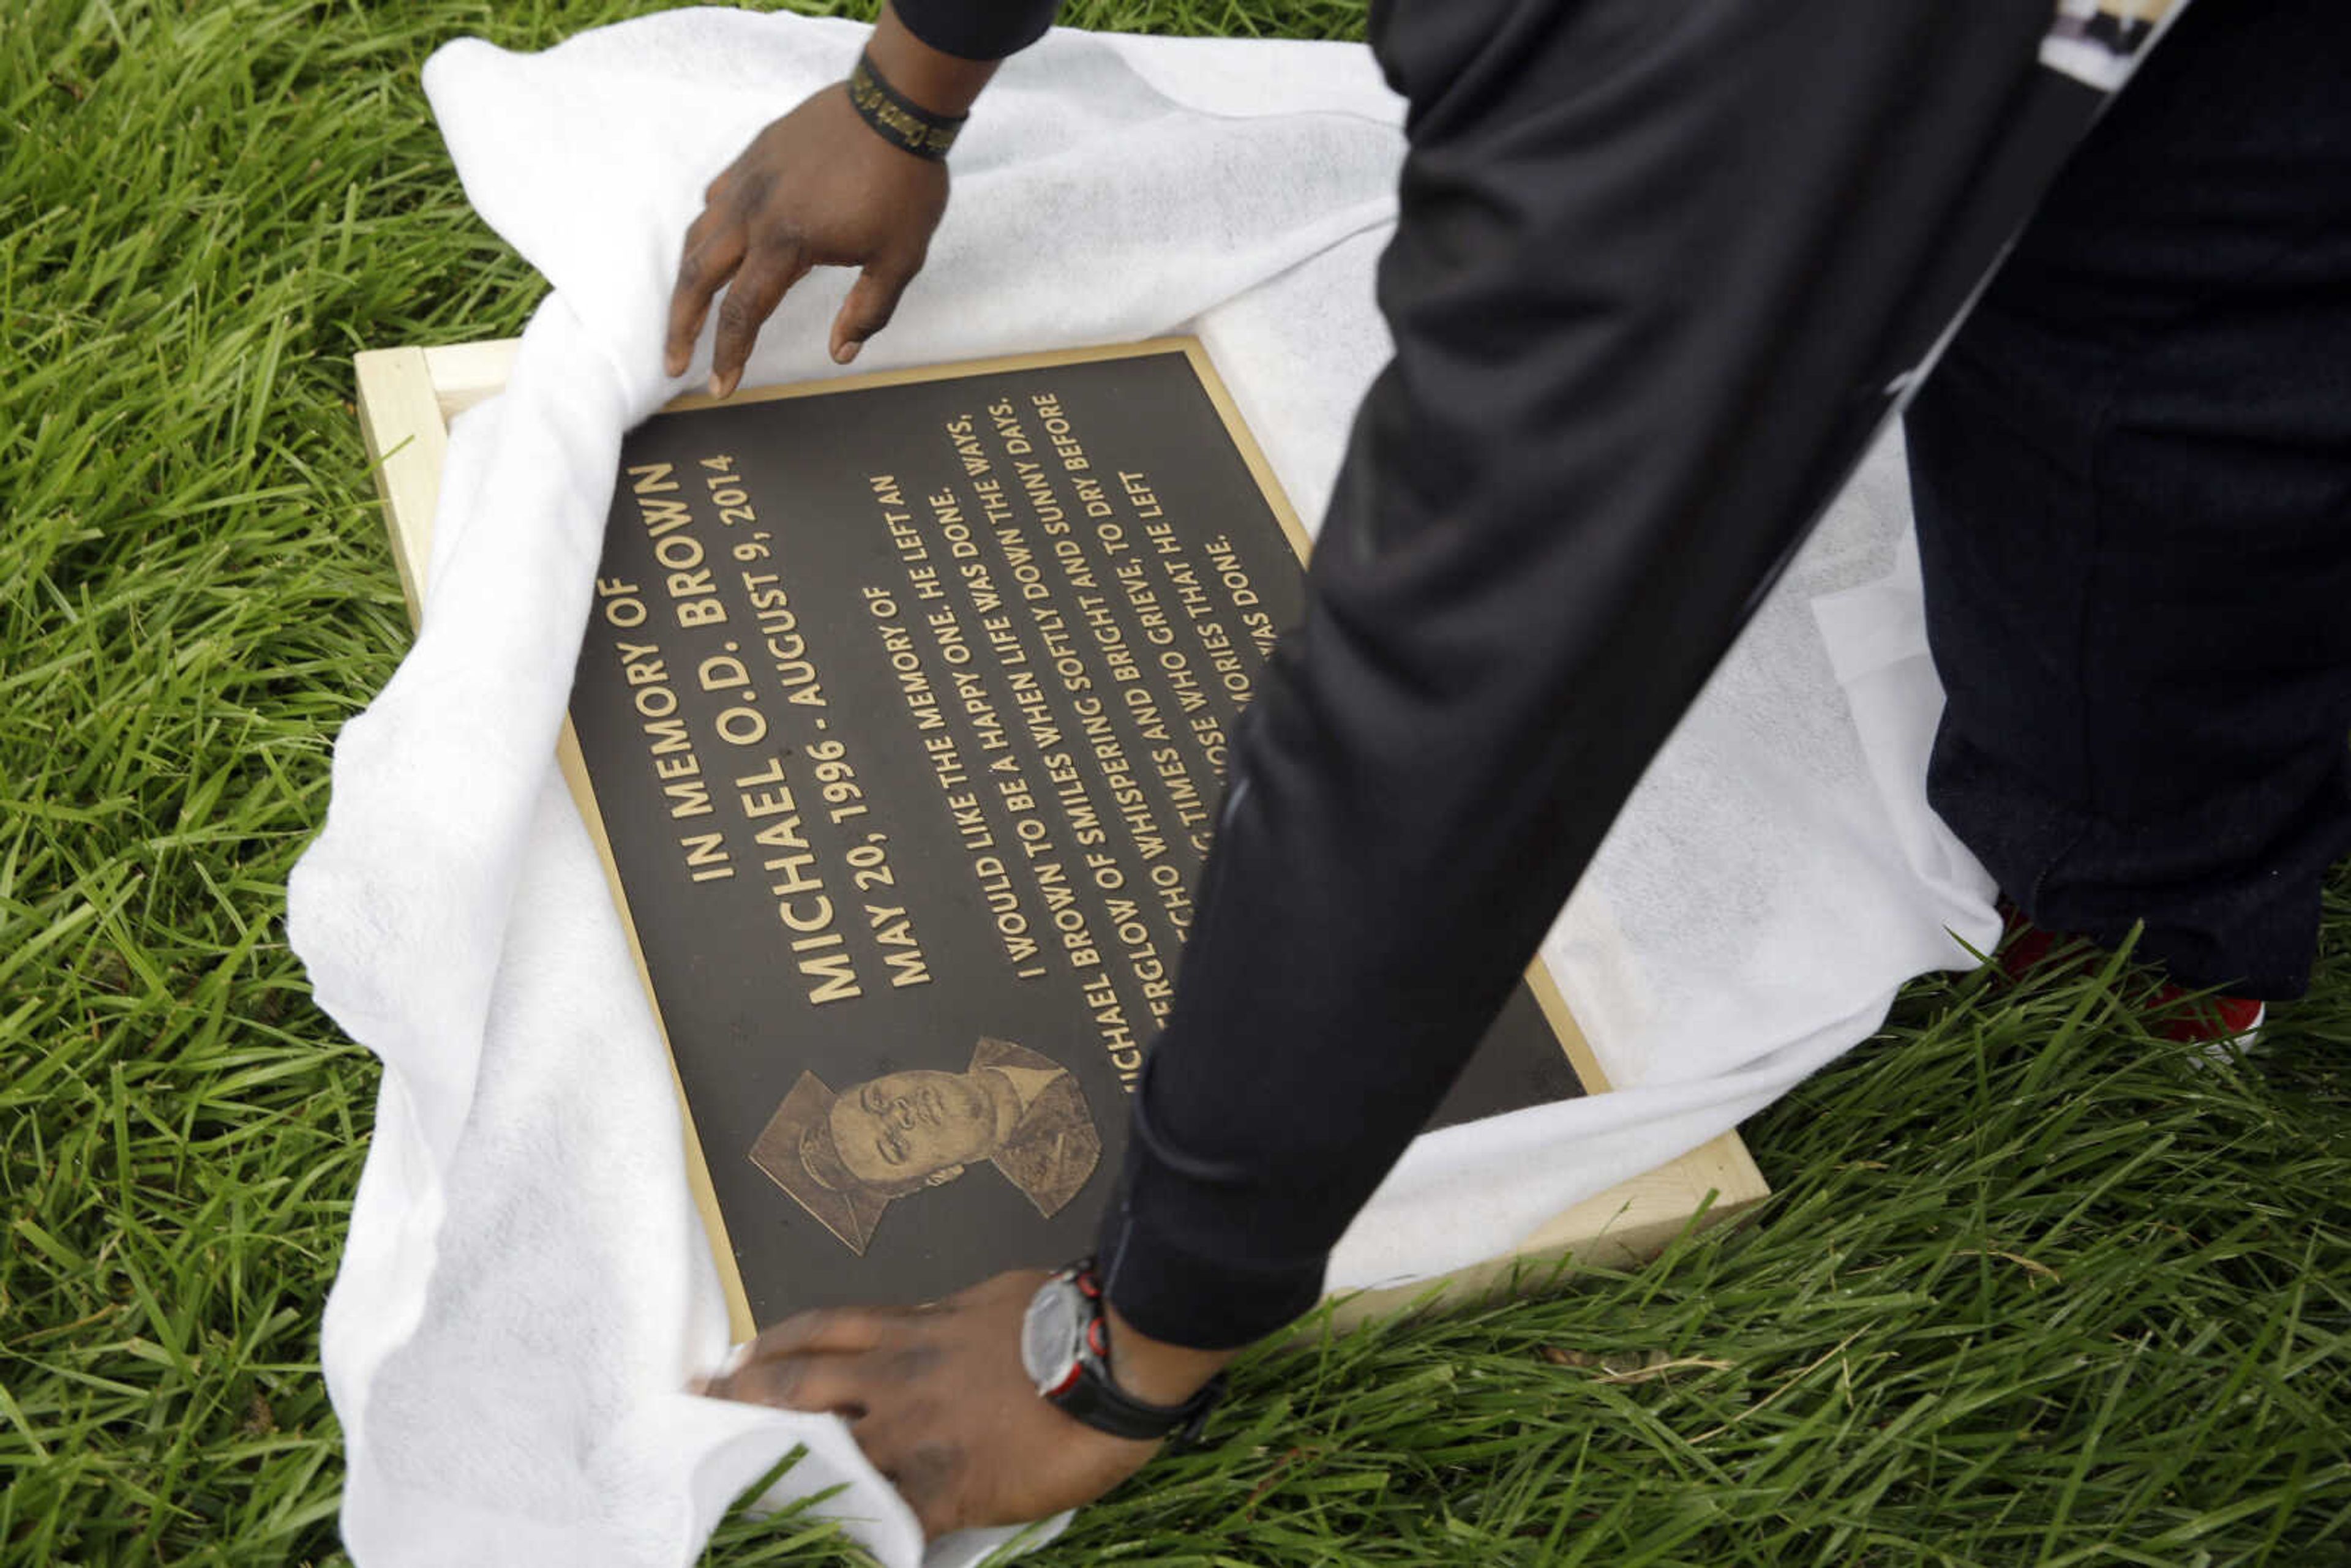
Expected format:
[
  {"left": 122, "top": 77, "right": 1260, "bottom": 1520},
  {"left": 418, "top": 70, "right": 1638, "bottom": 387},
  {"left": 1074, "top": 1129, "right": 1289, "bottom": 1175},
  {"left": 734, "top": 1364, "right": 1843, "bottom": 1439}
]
[{"left": 1021, "top": 1278, "right": 1081, "bottom": 1392}]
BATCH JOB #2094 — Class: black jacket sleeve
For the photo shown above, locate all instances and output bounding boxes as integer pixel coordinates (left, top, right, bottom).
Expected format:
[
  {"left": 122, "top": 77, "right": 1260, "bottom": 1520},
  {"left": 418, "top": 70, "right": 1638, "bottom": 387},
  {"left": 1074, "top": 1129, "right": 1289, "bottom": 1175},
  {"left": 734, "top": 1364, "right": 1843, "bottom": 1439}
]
[
  {"left": 1094, "top": 0, "right": 2103, "bottom": 1350},
  {"left": 890, "top": 0, "right": 1060, "bottom": 61}
]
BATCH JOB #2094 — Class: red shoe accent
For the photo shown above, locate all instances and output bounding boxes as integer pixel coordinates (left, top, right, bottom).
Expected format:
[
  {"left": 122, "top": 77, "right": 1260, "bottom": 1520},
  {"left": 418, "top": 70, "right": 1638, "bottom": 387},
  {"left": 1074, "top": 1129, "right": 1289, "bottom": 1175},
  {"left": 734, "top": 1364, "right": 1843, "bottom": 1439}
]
[
  {"left": 2143, "top": 984, "right": 2266, "bottom": 1047},
  {"left": 1993, "top": 899, "right": 2090, "bottom": 984},
  {"left": 1995, "top": 902, "right": 2063, "bottom": 983},
  {"left": 1992, "top": 899, "right": 2264, "bottom": 1048}
]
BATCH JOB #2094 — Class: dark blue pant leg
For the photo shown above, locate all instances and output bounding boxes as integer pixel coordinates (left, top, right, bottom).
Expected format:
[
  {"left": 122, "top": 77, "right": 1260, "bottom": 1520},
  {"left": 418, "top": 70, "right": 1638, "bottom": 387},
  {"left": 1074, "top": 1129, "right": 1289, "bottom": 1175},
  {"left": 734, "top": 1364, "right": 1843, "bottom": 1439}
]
[{"left": 1910, "top": 0, "right": 2351, "bottom": 999}]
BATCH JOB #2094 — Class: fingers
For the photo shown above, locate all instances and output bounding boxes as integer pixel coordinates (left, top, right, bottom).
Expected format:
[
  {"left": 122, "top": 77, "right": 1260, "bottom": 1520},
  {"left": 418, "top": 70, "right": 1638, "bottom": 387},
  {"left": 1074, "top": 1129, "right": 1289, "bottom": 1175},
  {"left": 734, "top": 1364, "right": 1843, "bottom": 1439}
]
[
  {"left": 708, "top": 244, "right": 809, "bottom": 399},
  {"left": 686, "top": 1270, "right": 1133, "bottom": 1546},
  {"left": 713, "top": 1349, "right": 872, "bottom": 1418},
  {"left": 706, "top": 1305, "right": 915, "bottom": 1406},
  {"left": 675, "top": 246, "right": 909, "bottom": 384},
  {"left": 765, "top": 1304, "right": 937, "bottom": 1361},
  {"left": 665, "top": 216, "right": 745, "bottom": 379},
  {"left": 829, "top": 262, "right": 917, "bottom": 366},
  {"left": 702, "top": 1359, "right": 975, "bottom": 1539}
]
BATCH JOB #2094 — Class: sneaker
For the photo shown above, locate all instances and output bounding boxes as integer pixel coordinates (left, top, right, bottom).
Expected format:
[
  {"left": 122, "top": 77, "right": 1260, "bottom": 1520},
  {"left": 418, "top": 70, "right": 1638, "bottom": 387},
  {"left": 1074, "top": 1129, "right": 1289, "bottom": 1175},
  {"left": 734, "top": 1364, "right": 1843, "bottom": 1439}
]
[{"left": 1992, "top": 901, "right": 2265, "bottom": 1053}]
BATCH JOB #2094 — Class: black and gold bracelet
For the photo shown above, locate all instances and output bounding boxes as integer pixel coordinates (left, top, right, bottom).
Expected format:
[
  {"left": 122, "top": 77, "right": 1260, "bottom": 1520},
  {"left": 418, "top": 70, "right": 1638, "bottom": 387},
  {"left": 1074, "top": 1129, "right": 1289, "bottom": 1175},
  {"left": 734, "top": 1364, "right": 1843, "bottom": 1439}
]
[{"left": 846, "top": 51, "right": 966, "bottom": 162}]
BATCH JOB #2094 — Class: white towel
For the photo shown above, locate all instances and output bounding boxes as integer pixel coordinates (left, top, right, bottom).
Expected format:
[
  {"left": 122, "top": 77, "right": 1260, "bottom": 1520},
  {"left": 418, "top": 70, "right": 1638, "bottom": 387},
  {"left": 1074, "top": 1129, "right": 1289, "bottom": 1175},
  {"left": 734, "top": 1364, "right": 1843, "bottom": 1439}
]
[{"left": 289, "top": 10, "right": 1997, "bottom": 1566}]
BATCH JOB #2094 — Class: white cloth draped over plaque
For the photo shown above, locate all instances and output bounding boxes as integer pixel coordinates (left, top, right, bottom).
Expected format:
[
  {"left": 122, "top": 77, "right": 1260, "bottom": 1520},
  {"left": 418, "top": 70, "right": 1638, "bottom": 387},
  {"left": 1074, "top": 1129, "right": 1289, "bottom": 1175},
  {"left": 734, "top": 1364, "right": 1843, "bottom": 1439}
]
[{"left": 288, "top": 10, "right": 2000, "bottom": 1566}]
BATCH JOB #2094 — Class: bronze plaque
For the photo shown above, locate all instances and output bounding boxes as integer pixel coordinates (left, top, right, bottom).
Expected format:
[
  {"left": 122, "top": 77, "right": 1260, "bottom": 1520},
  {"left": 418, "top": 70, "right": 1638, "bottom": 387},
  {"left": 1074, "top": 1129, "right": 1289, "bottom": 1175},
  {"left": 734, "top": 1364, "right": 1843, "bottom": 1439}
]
[{"left": 564, "top": 342, "right": 1584, "bottom": 1327}]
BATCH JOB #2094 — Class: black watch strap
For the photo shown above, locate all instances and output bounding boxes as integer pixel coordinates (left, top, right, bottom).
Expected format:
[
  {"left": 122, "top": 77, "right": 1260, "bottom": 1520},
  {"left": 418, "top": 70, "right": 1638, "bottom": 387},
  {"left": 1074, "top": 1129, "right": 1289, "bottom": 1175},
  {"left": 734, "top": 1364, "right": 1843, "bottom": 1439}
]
[
  {"left": 1029, "top": 1260, "right": 1227, "bottom": 1446},
  {"left": 1058, "top": 1360, "right": 1228, "bottom": 1446}
]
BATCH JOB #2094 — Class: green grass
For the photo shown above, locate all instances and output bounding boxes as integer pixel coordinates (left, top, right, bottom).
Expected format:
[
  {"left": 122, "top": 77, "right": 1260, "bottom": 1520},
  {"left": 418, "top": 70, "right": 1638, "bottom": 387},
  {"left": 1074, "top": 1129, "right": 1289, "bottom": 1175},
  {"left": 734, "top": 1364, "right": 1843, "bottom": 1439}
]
[{"left": 2, "top": 1, "right": 2346, "bottom": 1563}]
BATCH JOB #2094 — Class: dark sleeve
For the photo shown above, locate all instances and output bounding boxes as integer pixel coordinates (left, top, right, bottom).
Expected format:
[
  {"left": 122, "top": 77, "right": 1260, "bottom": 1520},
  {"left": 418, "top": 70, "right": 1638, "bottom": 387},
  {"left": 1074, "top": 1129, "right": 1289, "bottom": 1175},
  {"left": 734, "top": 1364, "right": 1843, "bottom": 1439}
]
[
  {"left": 1094, "top": 0, "right": 2104, "bottom": 1350},
  {"left": 890, "top": 0, "right": 1060, "bottom": 61}
]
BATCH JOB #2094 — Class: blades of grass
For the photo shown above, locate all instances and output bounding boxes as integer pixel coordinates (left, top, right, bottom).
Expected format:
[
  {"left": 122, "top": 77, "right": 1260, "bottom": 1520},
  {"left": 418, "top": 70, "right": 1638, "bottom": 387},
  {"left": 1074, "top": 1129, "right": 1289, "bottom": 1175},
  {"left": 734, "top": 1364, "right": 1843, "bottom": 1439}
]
[{"left": 6, "top": 2, "right": 2346, "bottom": 1565}]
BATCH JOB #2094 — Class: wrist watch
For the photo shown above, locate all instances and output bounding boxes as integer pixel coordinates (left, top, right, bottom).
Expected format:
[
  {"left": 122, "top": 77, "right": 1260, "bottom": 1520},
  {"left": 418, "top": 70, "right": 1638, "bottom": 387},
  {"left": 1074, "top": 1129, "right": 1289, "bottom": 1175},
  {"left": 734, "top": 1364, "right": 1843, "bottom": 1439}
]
[{"left": 1020, "top": 1258, "right": 1226, "bottom": 1445}]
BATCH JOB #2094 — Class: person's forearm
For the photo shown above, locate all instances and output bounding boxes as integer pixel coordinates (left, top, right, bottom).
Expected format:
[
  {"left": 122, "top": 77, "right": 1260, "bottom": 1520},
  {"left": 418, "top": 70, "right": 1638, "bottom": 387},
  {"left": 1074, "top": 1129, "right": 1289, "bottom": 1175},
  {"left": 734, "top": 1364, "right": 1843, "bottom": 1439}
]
[
  {"left": 864, "top": 2, "right": 1013, "bottom": 118},
  {"left": 1095, "top": 0, "right": 2071, "bottom": 1352},
  {"left": 1103, "top": 1302, "right": 1237, "bottom": 1404}
]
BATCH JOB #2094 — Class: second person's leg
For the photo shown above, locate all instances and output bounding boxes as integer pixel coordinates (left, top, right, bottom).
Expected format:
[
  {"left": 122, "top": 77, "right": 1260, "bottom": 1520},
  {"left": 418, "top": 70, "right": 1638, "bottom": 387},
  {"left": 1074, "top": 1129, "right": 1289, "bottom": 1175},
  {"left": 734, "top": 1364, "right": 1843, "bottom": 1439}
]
[{"left": 1908, "top": 0, "right": 2351, "bottom": 1000}]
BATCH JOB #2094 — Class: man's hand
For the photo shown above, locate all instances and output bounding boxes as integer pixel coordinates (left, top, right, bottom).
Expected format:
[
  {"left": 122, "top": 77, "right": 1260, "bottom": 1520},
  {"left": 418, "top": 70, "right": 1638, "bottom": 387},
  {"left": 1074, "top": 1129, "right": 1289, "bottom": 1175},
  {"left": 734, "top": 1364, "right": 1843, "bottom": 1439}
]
[
  {"left": 666, "top": 2, "right": 1005, "bottom": 396},
  {"left": 697, "top": 1269, "right": 1235, "bottom": 1539},
  {"left": 664, "top": 84, "right": 947, "bottom": 396}
]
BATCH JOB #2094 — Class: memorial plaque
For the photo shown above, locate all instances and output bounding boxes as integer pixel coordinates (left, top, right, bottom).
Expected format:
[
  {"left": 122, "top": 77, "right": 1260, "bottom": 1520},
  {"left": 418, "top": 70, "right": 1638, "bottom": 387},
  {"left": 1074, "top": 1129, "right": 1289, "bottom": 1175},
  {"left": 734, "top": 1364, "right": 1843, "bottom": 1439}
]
[{"left": 559, "top": 342, "right": 1585, "bottom": 1327}]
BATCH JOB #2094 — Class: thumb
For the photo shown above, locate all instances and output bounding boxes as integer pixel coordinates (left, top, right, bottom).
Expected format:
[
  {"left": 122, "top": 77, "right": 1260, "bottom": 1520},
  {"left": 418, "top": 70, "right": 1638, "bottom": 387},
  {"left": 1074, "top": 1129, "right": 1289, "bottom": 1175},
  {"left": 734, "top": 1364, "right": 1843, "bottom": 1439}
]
[{"left": 830, "top": 264, "right": 915, "bottom": 366}]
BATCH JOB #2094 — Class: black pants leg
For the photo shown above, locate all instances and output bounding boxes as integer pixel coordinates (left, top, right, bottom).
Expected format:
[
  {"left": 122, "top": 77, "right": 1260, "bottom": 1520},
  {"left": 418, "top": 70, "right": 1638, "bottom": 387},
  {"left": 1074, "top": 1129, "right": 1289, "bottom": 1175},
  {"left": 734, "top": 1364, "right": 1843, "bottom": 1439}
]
[{"left": 1910, "top": 0, "right": 2351, "bottom": 1000}]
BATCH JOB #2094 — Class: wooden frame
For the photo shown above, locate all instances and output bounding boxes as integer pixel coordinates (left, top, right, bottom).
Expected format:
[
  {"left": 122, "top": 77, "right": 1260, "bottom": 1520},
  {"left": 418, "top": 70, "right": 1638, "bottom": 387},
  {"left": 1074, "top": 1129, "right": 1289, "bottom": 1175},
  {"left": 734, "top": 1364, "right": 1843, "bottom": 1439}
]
[{"left": 352, "top": 336, "right": 1770, "bottom": 1340}]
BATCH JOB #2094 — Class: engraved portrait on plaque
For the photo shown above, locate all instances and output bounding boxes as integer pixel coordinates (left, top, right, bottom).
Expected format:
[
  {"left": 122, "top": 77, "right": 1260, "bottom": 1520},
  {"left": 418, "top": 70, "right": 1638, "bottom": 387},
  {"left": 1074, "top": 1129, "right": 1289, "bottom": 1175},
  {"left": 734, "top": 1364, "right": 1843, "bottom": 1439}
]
[{"left": 750, "top": 1039, "right": 1103, "bottom": 1255}]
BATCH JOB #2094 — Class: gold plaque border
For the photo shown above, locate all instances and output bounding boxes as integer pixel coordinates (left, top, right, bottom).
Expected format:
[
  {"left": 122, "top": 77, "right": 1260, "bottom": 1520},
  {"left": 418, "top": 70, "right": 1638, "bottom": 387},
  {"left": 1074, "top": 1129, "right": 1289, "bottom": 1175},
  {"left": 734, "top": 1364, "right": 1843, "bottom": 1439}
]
[{"left": 353, "top": 336, "right": 1770, "bottom": 1345}]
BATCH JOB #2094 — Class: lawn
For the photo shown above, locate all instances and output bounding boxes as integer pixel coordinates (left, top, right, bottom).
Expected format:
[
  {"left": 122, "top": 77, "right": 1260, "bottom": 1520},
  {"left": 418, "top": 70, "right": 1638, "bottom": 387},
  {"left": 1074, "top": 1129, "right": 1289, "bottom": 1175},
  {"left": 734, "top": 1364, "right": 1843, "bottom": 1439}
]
[{"left": 2, "top": 1, "right": 2347, "bottom": 1563}]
